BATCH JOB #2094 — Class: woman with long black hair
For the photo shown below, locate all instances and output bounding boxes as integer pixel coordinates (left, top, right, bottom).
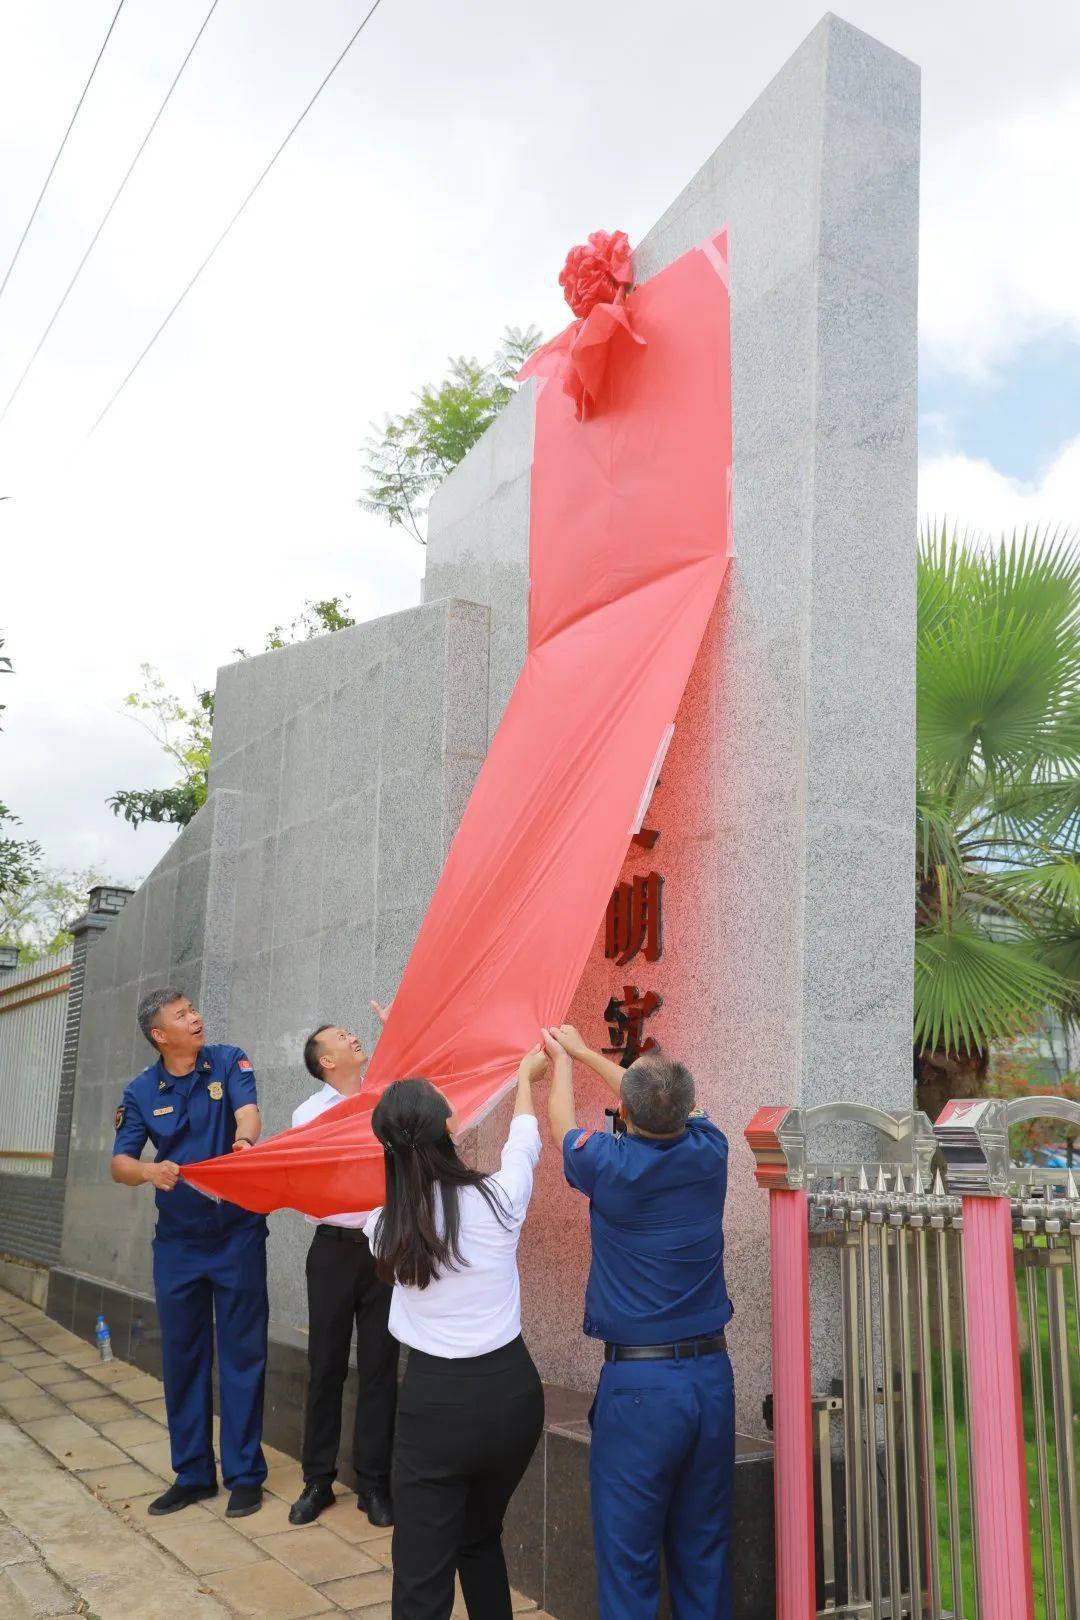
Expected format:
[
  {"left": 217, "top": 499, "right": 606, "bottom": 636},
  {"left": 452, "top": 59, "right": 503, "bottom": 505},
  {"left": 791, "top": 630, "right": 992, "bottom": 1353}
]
[{"left": 362, "top": 1045, "right": 548, "bottom": 1620}]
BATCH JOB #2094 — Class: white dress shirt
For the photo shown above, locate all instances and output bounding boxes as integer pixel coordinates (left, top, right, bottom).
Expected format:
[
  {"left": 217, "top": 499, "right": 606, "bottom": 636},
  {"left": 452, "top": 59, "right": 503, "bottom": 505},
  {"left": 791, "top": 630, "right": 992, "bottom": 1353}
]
[
  {"left": 292, "top": 1081, "right": 369, "bottom": 1228},
  {"left": 363, "top": 1113, "right": 541, "bottom": 1358}
]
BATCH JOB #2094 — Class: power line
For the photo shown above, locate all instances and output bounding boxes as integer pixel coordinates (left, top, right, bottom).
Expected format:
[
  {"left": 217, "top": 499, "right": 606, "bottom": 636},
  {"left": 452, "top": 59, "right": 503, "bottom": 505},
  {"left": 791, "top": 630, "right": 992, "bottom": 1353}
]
[
  {"left": 0, "top": 0, "right": 223, "bottom": 432},
  {"left": 0, "top": 0, "right": 128, "bottom": 308},
  {"left": 88, "top": 0, "right": 385, "bottom": 439}
]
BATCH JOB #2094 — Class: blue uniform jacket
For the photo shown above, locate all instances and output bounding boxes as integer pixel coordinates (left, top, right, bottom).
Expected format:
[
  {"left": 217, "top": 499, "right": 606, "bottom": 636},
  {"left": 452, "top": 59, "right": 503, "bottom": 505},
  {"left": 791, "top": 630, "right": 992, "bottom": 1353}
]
[
  {"left": 112, "top": 1044, "right": 265, "bottom": 1243},
  {"left": 563, "top": 1114, "right": 734, "bottom": 1346}
]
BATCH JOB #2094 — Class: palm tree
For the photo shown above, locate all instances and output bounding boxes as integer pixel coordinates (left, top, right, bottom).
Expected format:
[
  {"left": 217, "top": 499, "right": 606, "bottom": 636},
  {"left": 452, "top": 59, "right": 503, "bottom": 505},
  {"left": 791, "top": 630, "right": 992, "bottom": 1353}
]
[{"left": 915, "top": 525, "right": 1080, "bottom": 1119}]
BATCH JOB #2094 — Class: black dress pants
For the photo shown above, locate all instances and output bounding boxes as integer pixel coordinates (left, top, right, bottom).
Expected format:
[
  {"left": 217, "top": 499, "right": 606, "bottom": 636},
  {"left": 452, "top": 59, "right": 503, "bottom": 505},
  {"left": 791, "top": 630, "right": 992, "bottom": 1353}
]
[
  {"left": 302, "top": 1225, "right": 397, "bottom": 1493},
  {"left": 391, "top": 1335, "right": 544, "bottom": 1620}
]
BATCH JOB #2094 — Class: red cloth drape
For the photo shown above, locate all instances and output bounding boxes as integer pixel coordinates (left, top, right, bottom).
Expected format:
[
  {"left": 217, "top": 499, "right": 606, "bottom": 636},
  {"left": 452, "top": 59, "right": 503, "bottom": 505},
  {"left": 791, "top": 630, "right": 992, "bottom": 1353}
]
[{"left": 181, "top": 229, "right": 733, "bottom": 1217}]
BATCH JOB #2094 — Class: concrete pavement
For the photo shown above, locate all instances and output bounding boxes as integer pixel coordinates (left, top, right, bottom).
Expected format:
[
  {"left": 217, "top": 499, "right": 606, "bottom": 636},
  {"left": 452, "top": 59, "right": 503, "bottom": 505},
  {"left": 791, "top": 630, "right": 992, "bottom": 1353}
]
[{"left": 0, "top": 1287, "right": 548, "bottom": 1619}]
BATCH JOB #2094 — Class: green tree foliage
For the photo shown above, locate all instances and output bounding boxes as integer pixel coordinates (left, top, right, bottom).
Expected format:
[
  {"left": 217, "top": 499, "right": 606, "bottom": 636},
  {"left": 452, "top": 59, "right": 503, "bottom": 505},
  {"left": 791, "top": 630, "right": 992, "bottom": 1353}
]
[
  {"left": 108, "top": 668, "right": 214, "bottom": 831},
  {"left": 360, "top": 327, "right": 543, "bottom": 545},
  {"left": 915, "top": 525, "right": 1080, "bottom": 1119},
  {"left": 0, "top": 633, "right": 10, "bottom": 724},
  {"left": 110, "top": 597, "right": 356, "bottom": 832},
  {"left": 0, "top": 635, "right": 43, "bottom": 898},
  {"left": 0, "top": 865, "right": 112, "bottom": 963},
  {"left": 233, "top": 595, "right": 355, "bottom": 658},
  {"left": 0, "top": 803, "right": 41, "bottom": 900}
]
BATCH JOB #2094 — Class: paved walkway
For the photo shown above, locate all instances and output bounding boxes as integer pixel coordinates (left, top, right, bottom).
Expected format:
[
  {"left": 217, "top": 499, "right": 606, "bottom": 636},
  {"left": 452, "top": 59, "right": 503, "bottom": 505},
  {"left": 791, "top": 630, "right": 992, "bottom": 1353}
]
[{"left": 0, "top": 1287, "right": 549, "bottom": 1619}]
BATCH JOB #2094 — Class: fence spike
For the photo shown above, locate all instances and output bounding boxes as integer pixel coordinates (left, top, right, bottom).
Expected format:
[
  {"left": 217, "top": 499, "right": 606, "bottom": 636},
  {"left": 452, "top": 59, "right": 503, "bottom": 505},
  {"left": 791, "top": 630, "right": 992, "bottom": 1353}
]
[
  {"left": 875, "top": 1165, "right": 888, "bottom": 1193},
  {"left": 894, "top": 1168, "right": 907, "bottom": 1196},
  {"left": 933, "top": 1169, "right": 945, "bottom": 1197},
  {"left": 858, "top": 1165, "right": 869, "bottom": 1192}
]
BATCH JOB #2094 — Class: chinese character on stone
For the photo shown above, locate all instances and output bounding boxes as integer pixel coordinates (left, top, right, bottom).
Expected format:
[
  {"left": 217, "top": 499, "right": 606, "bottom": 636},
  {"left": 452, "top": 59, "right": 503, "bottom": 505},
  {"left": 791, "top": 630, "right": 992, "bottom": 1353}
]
[
  {"left": 602, "top": 985, "right": 663, "bottom": 1068},
  {"left": 605, "top": 871, "right": 664, "bottom": 966}
]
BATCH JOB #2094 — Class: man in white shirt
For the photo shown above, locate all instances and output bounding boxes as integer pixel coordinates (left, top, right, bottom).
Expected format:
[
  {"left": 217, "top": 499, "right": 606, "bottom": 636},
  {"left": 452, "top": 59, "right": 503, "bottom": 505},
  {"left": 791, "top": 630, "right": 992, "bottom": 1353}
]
[{"left": 288, "top": 1025, "right": 397, "bottom": 1528}]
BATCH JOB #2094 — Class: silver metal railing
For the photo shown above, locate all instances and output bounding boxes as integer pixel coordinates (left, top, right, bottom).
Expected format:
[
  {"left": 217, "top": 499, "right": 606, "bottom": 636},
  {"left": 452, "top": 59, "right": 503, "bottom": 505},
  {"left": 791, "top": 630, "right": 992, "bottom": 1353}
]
[{"left": 755, "top": 1097, "right": 1080, "bottom": 1620}]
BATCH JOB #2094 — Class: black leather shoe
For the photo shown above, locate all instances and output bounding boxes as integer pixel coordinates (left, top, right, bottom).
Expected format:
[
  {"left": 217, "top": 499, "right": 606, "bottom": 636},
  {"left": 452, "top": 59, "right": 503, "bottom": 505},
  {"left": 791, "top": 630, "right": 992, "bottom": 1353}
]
[
  {"left": 288, "top": 1481, "right": 335, "bottom": 1525},
  {"left": 147, "top": 1481, "right": 218, "bottom": 1516},
  {"left": 357, "top": 1487, "right": 393, "bottom": 1527},
  {"left": 225, "top": 1484, "right": 263, "bottom": 1518}
]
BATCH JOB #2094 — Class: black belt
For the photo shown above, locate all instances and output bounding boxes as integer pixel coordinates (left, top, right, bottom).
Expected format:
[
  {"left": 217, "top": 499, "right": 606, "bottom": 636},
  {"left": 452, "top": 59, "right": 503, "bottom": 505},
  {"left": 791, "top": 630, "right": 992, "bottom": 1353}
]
[
  {"left": 604, "top": 1331, "right": 727, "bottom": 1363},
  {"left": 315, "top": 1224, "right": 369, "bottom": 1243}
]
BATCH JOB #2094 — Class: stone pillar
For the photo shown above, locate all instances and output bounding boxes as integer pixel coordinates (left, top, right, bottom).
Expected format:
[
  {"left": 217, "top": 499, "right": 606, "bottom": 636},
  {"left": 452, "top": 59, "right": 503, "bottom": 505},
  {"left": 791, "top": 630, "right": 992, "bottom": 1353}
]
[
  {"left": 426, "top": 14, "right": 920, "bottom": 1433},
  {"left": 51, "top": 885, "right": 132, "bottom": 1182}
]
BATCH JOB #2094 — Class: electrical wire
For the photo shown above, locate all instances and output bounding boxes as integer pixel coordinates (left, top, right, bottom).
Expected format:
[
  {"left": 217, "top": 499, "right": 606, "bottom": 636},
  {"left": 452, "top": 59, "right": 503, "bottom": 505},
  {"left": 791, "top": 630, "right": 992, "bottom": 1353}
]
[
  {"left": 0, "top": 0, "right": 128, "bottom": 308},
  {"left": 88, "top": 0, "right": 385, "bottom": 439},
  {"left": 0, "top": 0, "right": 223, "bottom": 432}
]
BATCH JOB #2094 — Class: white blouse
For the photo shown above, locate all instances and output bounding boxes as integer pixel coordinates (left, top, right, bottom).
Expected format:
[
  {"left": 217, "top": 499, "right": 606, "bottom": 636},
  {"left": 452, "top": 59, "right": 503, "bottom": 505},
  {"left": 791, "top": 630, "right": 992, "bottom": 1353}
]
[{"left": 363, "top": 1113, "right": 541, "bottom": 1359}]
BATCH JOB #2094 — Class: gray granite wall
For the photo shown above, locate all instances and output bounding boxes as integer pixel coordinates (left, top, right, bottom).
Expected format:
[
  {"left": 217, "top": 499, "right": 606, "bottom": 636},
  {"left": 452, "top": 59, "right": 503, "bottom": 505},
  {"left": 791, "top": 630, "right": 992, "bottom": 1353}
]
[
  {"left": 57, "top": 13, "right": 918, "bottom": 1441},
  {"left": 60, "top": 600, "right": 490, "bottom": 1328},
  {"left": 429, "top": 14, "right": 920, "bottom": 1429}
]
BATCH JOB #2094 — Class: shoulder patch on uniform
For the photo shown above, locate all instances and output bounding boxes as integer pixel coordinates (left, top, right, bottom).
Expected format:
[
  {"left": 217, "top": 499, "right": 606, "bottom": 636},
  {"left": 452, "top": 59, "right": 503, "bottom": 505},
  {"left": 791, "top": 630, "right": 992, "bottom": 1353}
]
[
  {"left": 573, "top": 1129, "right": 595, "bottom": 1150},
  {"left": 688, "top": 1106, "right": 707, "bottom": 1118},
  {"left": 114, "top": 1106, "right": 124, "bottom": 1131},
  {"left": 237, "top": 1058, "right": 252, "bottom": 1071}
]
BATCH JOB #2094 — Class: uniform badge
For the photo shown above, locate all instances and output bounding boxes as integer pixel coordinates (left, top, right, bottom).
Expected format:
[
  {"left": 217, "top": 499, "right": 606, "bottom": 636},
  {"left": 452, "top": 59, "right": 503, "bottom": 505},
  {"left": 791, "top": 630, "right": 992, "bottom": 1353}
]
[
  {"left": 573, "top": 1129, "right": 595, "bottom": 1150},
  {"left": 201, "top": 1060, "right": 212, "bottom": 1072},
  {"left": 115, "top": 1107, "right": 124, "bottom": 1130},
  {"left": 158, "top": 1078, "right": 168, "bottom": 1091},
  {"left": 208, "top": 1081, "right": 223, "bottom": 1101},
  {"left": 238, "top": 1058, "right": 252, "bottom": 1071},
  {"left": 152, "top": 1106, "right": 175, "bottom": 1117}
]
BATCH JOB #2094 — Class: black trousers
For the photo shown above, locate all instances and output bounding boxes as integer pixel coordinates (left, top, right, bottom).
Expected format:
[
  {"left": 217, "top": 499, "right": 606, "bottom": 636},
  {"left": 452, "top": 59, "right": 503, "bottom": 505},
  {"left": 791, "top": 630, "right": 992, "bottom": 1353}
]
[
  {"left": 302, "top": 1225, "right": 397, "bottom": 1492},
  {"left": 391, "top": 1335, "right": 544, "bottom": 1620}
]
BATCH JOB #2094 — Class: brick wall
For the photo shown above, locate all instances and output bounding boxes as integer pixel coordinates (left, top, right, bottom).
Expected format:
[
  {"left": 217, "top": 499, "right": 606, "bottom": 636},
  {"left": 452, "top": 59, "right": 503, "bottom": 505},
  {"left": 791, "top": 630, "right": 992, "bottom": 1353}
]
[{"left": 0, "top": 1175, "right": 65, "bottom": 1265}]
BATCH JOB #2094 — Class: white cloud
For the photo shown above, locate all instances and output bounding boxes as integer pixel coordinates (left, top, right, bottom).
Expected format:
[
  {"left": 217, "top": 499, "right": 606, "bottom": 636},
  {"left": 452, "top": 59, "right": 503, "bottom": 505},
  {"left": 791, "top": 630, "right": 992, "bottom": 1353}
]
[
  {"left": 919, "top": 96, "right": 1080, "bottom": 380},
  {"left": 919, "top": 435, "right": 1080, "bottom": 538}
]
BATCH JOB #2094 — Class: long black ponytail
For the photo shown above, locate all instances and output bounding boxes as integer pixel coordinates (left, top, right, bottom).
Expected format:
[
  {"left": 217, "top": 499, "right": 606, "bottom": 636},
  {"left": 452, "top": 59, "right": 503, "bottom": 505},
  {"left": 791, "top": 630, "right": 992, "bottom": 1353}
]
[{"left": 370, "top": 1078, "right": 510, "bottom": 1289}]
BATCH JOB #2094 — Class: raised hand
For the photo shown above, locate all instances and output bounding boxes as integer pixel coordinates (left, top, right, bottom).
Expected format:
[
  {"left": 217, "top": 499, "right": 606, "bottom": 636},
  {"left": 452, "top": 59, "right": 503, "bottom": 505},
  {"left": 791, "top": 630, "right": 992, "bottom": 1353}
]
[
  {"left": 519, "top": 1043, "right": 549, "bottom": 1084},
  {"left": 549, "top": 1024, "right": 589, "bottom": 1060}
]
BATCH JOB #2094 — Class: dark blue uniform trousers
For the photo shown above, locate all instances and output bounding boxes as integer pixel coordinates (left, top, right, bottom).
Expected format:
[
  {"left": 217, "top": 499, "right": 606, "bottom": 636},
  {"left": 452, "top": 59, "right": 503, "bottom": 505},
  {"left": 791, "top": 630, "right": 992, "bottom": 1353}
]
[
  {"left": 589, "top": 1349, "right": 734, "bottom": 1620},
  {"left": 153, "top": 1222, "right": 269, "bottom": 1490}
]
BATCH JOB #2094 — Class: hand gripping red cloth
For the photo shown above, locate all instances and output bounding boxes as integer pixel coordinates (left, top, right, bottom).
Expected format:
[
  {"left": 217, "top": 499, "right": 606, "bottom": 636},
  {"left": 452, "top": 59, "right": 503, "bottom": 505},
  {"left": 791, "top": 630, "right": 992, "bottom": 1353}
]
[{"left": 180, "top": 229, "right": 733, "bottom": 1218}]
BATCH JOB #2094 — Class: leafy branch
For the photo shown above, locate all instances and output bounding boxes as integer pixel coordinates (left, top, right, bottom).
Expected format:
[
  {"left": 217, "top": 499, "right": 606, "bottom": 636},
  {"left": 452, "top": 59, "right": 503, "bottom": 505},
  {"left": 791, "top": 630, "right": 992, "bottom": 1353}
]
[{"left": 360, "top": 326, "right": 543, "bottom": 545}]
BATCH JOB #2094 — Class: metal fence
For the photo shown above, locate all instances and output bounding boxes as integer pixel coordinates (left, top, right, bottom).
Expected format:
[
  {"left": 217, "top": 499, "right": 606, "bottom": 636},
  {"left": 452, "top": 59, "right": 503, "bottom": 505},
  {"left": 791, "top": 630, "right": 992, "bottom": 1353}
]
[
  {"left": 746, "top": 1096, "right": 1080, "bottom": 1620},
  {"left": 0, "top": 948, "right": 71, "bottom": 1177}
]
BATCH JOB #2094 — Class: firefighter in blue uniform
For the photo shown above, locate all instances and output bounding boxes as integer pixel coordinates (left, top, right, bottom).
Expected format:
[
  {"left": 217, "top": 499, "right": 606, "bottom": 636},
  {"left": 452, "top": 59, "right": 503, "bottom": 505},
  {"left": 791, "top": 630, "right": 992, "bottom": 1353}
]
[
  {"left": 111, "top": 987, "right": 269, "bottom": 1519},
  {"left": 543, "top": 1025, "right": 734, "bottom": 1620}
]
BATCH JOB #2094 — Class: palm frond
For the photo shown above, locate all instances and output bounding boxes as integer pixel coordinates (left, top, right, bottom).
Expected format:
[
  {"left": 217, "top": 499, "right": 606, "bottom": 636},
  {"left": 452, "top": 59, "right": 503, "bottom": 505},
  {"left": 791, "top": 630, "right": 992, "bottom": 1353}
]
[
  {"left": 914, "top": 924, "right": 1071, "bottom": 1054},
  {"left": 917, "top": 525, "right": 1080, "bottom": 797},
  {"left": 994, "top": 859, "right": 1080, "bottom": 912}
]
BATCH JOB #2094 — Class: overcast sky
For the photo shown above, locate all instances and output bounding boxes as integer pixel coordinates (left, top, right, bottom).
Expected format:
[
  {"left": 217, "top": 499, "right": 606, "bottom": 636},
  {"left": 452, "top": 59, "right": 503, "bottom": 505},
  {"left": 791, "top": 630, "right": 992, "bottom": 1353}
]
[{"left": 2, "top": 0, "right": 1079, "bottom": 888}]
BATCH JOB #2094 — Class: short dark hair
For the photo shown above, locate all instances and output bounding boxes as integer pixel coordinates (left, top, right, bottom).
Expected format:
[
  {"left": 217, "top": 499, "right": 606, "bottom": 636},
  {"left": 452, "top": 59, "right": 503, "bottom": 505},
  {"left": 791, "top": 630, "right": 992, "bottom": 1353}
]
[
  {"left": 303, "top": 1026, "right": 334, "bottom": 1081},
  {"left": 137, "top": 987, "right": 185, "bottom": 1049},
  {"left": 620, "top": 1048, "right": 695, "bottom": 1135}
]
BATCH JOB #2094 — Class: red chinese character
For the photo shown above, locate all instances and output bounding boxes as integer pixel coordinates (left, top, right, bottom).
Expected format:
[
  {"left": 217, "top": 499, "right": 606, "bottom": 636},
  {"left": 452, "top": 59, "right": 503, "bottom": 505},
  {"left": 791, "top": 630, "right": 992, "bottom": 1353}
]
[
  {"left": 602, "top": 985, "right": 663, "bottom": 1068},
  {"left": 605, "top": 872, "right": 663, "bottom": 966}
]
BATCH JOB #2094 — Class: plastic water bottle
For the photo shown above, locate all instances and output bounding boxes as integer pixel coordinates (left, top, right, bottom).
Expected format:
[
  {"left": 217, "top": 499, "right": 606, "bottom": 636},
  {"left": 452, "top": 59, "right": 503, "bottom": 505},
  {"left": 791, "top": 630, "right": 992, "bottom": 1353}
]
[{"left": 94, "top": 1314, "right": 113, "bottom": 1364}]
